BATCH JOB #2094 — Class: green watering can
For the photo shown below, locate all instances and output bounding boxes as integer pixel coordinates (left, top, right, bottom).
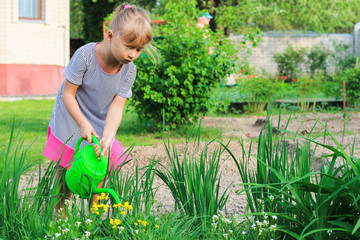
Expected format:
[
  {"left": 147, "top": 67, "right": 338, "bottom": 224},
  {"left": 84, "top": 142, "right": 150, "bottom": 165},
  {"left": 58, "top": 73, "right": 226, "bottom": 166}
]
[{"left": 65, "top": 135, "right": 121, "bottom": 204}]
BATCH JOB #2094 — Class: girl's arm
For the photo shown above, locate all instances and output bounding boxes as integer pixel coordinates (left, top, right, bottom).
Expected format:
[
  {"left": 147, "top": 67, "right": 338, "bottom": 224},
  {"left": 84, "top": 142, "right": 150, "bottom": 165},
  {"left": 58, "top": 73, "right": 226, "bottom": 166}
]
[
  {"left": 94, "top": 95, "right": 127, "bottom": 158},
  {"left": 62, "top": 80, "right": 99, "bottom": 143}
]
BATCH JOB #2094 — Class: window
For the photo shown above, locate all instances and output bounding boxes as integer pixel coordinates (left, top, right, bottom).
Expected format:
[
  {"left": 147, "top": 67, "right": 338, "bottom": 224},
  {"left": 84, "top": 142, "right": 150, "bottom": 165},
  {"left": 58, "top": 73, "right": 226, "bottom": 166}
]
[{"left": 19, "top": 0, "right": 42, "bottom": 20}]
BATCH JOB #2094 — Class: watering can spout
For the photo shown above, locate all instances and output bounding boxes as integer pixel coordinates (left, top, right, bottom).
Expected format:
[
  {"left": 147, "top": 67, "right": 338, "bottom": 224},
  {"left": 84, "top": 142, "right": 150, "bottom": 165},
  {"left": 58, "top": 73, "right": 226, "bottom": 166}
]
[{"left": 93, "top": 188, "right": 121, "bottom": 204}]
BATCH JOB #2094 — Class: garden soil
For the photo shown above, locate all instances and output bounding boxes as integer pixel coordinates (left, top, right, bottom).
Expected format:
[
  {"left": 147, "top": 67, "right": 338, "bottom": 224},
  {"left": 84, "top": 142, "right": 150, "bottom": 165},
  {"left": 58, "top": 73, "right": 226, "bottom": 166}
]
[{"left": 20, "top": 112, "right": 360, "bottom": 216}]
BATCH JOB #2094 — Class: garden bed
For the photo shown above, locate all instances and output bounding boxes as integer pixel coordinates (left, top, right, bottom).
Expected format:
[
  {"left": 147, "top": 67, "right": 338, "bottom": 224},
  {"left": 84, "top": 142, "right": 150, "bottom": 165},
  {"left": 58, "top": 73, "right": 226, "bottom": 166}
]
[{"left": 19, "top": 112, "right": 360, "bottom": 215}]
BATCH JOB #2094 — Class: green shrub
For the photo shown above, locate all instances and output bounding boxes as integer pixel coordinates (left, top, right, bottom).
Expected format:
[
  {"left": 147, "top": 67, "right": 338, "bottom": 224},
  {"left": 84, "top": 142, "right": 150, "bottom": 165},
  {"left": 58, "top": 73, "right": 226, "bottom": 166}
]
[
  {"left": 307, "top": 44, "right": 330, "bottom": 77},
  {"left": 341, "top": 67, "right": 360, "bottom": 107},
  {"left": 273, "top": 44, "right": 307, "bottom": 80},
  {"left": 130, "top": 0, "right": 237, "bottom": 129},
  {"left": 239, "top": 76, "right": 279, "bottom": 113}
]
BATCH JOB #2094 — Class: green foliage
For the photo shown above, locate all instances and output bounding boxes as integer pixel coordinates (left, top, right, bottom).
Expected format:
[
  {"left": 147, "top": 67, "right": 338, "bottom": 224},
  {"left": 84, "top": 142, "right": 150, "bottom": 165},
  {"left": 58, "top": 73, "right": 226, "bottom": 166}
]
[
  {"left": 70, "top": 0, "right": 85, "bottom": 39},
  {"left": 273, "top": 44, "right": 307, "bottom": 80},
  {"left": 82, "top": 0, "right": 116, "bottom": 42},
  {"left": 239, "top": 76, "right": 279, "bottom": 113},
  {"left": 293, "top": 73, "right": 325, "bottom": 111},
  {"left": 222, "top": 116, "right": 360, "bottom": 239},
  {"left": 307, "top": 44, "right": 330, "bottom": 77},
  {"left": 339, "top": 67, "right": 360, "bottom": 107},
  {"left": 130, "top": 0, "right": 237, "bottom": 129}
]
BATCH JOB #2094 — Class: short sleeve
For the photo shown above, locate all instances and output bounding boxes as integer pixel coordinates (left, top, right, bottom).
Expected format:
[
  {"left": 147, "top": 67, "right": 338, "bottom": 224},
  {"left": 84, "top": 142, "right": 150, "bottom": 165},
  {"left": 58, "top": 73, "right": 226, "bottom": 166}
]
[
  {"left": 117, "top": 64, "right": 137, "bottom": 98},
  {"left": 62, "top": 48, "right": 87, "bottom": 85}
]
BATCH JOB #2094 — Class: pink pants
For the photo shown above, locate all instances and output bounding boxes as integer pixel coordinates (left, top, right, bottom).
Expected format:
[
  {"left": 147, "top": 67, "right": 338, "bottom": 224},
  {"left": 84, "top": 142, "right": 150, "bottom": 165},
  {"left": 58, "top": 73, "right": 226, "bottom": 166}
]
[{"left": 42, "top": 127, "right": 129, "bottom": 170}]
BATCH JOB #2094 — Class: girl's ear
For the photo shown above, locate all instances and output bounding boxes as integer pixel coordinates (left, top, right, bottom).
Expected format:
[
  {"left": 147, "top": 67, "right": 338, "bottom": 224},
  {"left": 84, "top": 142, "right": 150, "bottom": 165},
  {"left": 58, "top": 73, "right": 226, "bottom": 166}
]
[{"left": 107, "top": 30, "right": 114, "bottom": 41}]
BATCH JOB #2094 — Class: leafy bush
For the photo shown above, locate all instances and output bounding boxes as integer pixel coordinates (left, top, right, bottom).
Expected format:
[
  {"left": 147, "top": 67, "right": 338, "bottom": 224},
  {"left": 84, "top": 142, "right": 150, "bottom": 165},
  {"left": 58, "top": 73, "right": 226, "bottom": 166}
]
[
  {"left": 340, "top": 67, "right": 360, "bottom": 107},
  {"left": 130, "top": 0, "right": 237, "bottom": 129},
  {"left": 239, "top": 76, "right": 279, "bottom": 112},
  {"left": 273, "top": 45, "right": 307, "bottom": 80},
  {"left": 307, "top": 45, "right": 330, "bottom": 77}
]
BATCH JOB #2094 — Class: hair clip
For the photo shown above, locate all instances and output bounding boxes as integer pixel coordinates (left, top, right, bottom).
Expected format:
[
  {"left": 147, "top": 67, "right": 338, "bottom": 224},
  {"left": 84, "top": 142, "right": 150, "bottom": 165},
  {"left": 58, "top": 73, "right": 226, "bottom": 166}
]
[{"left": 124, "top": 5, "right": 131, "bottom": 9}]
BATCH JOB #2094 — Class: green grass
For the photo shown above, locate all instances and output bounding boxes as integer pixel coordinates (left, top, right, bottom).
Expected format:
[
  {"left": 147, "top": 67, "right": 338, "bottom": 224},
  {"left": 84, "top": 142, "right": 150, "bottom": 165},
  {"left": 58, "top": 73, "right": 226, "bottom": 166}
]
[{"left": 0, "top": 100, "right": 225, "bottom": 169}]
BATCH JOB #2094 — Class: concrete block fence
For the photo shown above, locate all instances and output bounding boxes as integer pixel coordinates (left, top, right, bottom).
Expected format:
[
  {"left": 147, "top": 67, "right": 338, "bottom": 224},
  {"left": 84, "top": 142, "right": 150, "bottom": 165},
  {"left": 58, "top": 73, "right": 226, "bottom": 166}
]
[{"left": 230, "top": 22, "right": 360, "bottom": 76}]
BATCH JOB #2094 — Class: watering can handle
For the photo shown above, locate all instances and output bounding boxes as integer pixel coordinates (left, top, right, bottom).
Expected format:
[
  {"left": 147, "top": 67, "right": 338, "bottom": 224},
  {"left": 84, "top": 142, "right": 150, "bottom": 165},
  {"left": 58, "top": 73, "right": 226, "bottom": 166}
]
[{"left": 75, "top": 135, "right": 106, "bottom": 162}]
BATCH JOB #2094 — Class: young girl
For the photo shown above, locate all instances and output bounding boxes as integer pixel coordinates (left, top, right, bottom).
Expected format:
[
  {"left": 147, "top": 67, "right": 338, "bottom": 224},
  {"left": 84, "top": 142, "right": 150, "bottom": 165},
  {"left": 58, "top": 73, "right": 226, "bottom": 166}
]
[{"left": 42, "top": 3, "right": 154, "bottom": 213}]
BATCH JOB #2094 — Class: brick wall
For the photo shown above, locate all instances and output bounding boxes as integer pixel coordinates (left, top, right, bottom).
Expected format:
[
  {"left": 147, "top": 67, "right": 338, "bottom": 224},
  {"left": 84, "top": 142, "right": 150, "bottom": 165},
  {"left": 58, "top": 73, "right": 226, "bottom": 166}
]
[{"left": 1, "top": 0, "right": 69, "bottom": 67}]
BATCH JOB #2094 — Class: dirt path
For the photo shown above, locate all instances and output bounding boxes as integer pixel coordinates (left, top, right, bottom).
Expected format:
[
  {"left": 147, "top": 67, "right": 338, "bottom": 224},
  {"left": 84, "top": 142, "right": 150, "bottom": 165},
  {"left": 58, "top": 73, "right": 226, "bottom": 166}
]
[{"left": 20, "top": 112, "right": 360, "bottom": 215}]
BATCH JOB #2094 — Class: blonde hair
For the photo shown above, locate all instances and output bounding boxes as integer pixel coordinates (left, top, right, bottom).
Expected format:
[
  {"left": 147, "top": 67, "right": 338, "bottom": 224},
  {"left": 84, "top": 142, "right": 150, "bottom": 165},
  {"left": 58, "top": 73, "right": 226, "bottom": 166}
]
[
  {"left": 110, "top": 3, "right": 159, "bottom": 64},
  {"left": 110, "top": 3, "right": 152, "bottom": 47}
]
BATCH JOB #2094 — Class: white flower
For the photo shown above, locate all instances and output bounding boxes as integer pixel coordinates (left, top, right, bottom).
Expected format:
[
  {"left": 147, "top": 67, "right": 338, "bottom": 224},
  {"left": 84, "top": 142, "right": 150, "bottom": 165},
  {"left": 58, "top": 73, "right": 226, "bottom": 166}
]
[
  {"left": 272, "top": 215, "right": 278, "bottom": 220},
  {"left": 224, "top": 218, "right": 232, "bottom": 224},
  {"left": 155, "top": 217, "right": 159, "bottom": 221},
  {"left": 85, "top": 231, "right": 91, "bottom": 238},
  {"left": 62, "top": 228, "right": 69, "bottom": 233},
  {"left": 118, "top": 226, "right": 125, "bottom": 232},
  {"left": 259, "top": 229, "right": 263, "bottom": 235},
  {"left": 212, "top": 215, "right": 219, "bottom": 222},
  {"left": 248, "top": 215, "right": 254, "bottom": 220},
  {"left": 135, "top": 230, "right": 139, "bottom": 234},
  {"left": 228, "top": 230, "right": 233, "bottom": 234},
  {"left": 58, "top": 226, "right": 61, "bottom": 229},
  {"left": 269, "top": 195, "right": 274, "bottom": 201},
  {"left": 327, "top": 230, "right": 333, "bottom": 235},
  {"left": 270, "top": 224, "right": 277, "bottom": 231},
  {"left": 242, "top": 231, "right": 247, "bottom": 235},
  {"left": 218, "top": 210, "right": 224, "bottom": 217},
  {"left": 55, "top": 233, "right": 61, "bottom": 238},
  {"left": 223, "top": 233, "right": 229, "bottom": 239},
  {"left": 251, "top": 224, "right": 256, "bottom": 229},
  {"left": 212, "top": 222, "right": 217, "bottom": 229},
  {"left": 85, "top": 219, "right": 92, "bottom": 224},
  {"left": 263, "top": 220, "right": 269, "bottom": 225},
  {"left": 76, "top": 221, "right": 82, "bottom": 226},
  {"left": 256, "top": 199, "right": 264, "bottom": 203}
]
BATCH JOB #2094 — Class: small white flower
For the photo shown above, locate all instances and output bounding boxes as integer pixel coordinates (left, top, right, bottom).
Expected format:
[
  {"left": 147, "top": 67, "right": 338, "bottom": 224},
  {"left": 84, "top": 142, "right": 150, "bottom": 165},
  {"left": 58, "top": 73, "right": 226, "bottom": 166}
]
[
  {"left": 270, "top": 224, "right": 277, "bottom": 231},
  {"left": 251, "top": 224, "right": 256, "bottom": 229},
  {"left": 224, "top": 218, "right": 232, "bottom": 224},
  {"left": 218, "top": 210, "right": 224, "bottom": 217},
  {"left": 212, "top": 215, "right": 219, "bottom": 222},
  {"left": 62, "top": 228, "right": 69, "bottom": 233},
  {"left": 223, "top": 233, "right": 229, "bottom": 239},
  {"left": 155, "top": 217, "right": 159, "bottom": 221},
  {"left": 327, "top": 230, "right": 333, "bottom": 235},
  {"left": 256, "top": 199, "right": 264, "bottom": 203},
  {"left": 85, "top": 231, "right": 91, "bottom": 238},
  {"left": 248, "top": 215, "right": 254, "bottom": 220},
  {"left": 58, "top": 226, "right": 61, "bottom": 229},
  {"left": 118, "top": 226, "right": 125, "bottom": 232},
  {"left": 85, "top": 219, "right": 92, "bottom": 224},
  {"left": 76, "top": 221, "right": 81, "bottom": 226},
  {"left": 242, "top": 231, "right": 247, "bottom": 235},
  {"left": 272, "top": 215, "right": 278, "bottom": 220},
  {"left": 269, "top": 195, "right": 274, "bottom": 201},
  {"left": 55, "top": 233, "right": 61, "bottom": 238},
  {"left": 135, "top": 230, "right": 139, "bottom": 234},
  {"left": 212, "top": 222, "right": 217, "bottom": 229},
  {"left": 228, "top": 230, "right": 233, "bottom": 234},
  {"left": 263, "top": 220, "right": 269, "bottom": 225},
  {"left": 259, "top": 229, "right": 263, "bottom": 235}
]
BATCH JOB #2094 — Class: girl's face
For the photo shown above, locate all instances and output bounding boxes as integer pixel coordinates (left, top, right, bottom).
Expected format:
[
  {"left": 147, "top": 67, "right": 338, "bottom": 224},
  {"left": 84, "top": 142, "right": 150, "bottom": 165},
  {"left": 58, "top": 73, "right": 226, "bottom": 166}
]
[{"left": 109, "top": 31, "right": 145, "bottom": 64}]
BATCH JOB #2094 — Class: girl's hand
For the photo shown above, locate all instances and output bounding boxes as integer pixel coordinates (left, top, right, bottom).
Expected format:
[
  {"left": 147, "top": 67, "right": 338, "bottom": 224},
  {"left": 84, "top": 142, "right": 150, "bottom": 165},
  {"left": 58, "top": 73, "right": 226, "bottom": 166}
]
[
  {"left": 94, "top": 137, "right": 112, "bottom": 160},
  {"left": 79, "top": 121, "right": 99, "bottom": 143}
]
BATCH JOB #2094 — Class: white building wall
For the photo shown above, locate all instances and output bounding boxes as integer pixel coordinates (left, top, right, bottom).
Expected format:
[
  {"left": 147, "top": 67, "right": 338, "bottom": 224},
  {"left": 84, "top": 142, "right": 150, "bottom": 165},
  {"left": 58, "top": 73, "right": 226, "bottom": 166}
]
[{"left": 1, "top": 0, "right": 69, "bottom": 67}]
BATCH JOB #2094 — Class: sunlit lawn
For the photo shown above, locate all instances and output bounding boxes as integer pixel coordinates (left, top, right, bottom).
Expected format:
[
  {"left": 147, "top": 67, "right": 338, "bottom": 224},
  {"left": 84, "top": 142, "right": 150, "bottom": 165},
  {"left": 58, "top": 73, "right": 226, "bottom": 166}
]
[{"left": 0, "top": 99, "right": 224, "bottom": 168}]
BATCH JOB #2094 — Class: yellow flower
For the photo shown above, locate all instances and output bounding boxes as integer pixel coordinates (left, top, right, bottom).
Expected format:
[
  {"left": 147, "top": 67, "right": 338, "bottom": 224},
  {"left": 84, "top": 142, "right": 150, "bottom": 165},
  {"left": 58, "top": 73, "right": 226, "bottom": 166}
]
[
  {"left": 137, "top": 219, "right": 141, "bottom": 223},
  {"left": 120, "top": 211, "right": 127, "bottom": 215},
  {"left": 123, "top": 202, "right": 132, "bottom": 211},
  {"left": 155, "top": 224, "right": 159, "bottom": 228},
  {"left": 143, "top": 229, "right": 146, "bottom": 232},
  {"left": 141, "top": 221, "right": 148, "bottom": 227},
  {"left": 134, "top": 223, "right": 138, "bottom": 226}
]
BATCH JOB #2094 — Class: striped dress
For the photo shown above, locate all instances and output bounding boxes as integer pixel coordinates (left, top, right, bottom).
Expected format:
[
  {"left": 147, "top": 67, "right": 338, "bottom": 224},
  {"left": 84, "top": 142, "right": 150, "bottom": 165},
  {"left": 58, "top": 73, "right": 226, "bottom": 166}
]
[{"left": 43, "top": 42, "right": 135, "bottom": 169}]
